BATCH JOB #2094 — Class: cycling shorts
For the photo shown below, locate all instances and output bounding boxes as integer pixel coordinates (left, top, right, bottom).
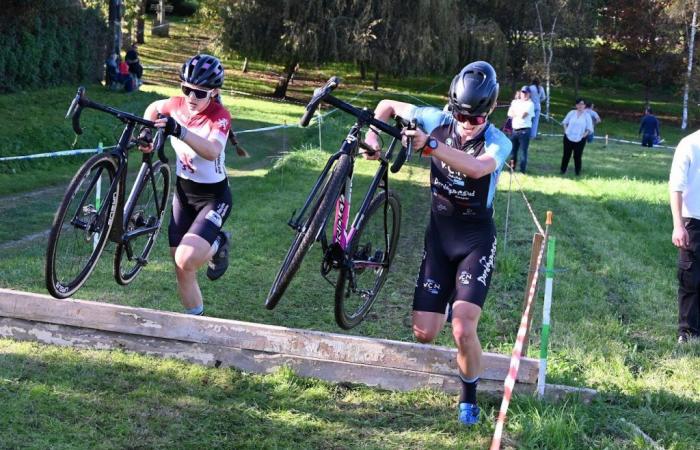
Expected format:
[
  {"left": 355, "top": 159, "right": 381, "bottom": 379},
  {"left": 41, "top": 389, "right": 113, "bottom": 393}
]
[
  {"left": 413, "top": 213, "right": 497, "bottom": 313},
  {"left": 168, "top": 177, "right": 232, "bottom": 247}
]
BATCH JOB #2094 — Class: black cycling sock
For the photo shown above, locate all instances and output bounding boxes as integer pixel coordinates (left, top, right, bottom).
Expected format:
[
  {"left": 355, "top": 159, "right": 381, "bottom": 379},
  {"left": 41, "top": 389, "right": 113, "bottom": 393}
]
[{"left": 459, "top": 374, "right": 479, "bottom": 405}]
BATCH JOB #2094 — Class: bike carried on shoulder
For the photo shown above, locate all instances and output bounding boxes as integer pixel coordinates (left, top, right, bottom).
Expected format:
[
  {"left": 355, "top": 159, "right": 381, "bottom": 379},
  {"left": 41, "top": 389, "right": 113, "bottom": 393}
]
[
  {"left": 265, "top": 77, "right": 415, "bottom": 329},
  {"left": 45, "top": 87, "right": 171, "bottom": 299}
]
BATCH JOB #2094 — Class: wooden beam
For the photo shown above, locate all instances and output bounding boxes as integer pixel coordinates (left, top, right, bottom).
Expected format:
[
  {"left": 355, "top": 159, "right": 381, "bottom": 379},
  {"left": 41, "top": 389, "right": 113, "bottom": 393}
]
[
  {"left": 521, "top": 232, "right": 544, "bottom": 356},
  {"left": 0, "top": 288, "right": 592, "bottom": 400},
  {"left": 0, "top": 317, "right": 535, "bottom": 396}
]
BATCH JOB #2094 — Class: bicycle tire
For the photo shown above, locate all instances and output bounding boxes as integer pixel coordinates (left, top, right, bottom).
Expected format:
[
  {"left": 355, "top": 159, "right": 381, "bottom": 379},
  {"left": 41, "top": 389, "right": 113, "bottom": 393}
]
[
  {"left": 45, "top": 153, "right": 118, "bottom": 299},
  {"left": 114, "top": 161, "right": 171, "bottom": 285},
  {"left": 265, "top": 154, "right": 351, "bottom": 310},
  {"left": 334, "top": 190, "right": 401, "bottom": 329}
]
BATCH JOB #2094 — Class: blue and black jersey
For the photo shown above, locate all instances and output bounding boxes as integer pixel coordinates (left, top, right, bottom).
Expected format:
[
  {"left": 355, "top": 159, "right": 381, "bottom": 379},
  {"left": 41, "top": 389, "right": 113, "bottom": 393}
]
[{"left": 408, "top": 107, "right": 511, "bottom": 222}]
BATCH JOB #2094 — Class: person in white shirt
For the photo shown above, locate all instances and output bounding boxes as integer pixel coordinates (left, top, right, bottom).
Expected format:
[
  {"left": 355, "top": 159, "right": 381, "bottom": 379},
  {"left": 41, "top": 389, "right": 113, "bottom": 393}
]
[
  {"left": 560, "top": 98, "right": 593, "bottom": 176},
  {"left": 507, "top": 87, "right": 535, "bottom": 172},
  {"left": 528, "top": 78, "right": 546, "bottom": 139},
  {"left": 669, "top": 129, "right": 700, "bottom": 343}
]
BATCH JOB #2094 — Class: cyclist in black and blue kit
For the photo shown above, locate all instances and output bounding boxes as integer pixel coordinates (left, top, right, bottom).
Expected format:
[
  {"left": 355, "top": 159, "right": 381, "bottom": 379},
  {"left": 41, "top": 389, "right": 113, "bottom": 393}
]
[{"left": 364, "top": 61, "right": 511, "bottom": 426}]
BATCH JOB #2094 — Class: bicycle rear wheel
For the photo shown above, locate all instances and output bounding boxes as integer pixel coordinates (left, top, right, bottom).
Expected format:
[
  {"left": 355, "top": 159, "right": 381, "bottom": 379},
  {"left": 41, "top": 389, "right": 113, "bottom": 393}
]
[
  {"left": 265, "top": 154, "right": 351, "bottom": 310},
  {"left": 45, "top": 153, "right": 118, "bottom": 298},
  {"left": 334, "top": 190, "right": 401, "bottom": 329},
  {"left": 114, "top": 161, "right": 171, "bottom": 285}
]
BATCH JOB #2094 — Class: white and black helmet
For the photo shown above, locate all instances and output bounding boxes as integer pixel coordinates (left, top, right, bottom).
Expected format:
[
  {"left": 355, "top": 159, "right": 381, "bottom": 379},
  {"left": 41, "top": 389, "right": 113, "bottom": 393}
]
[
  {"left": 180, "top": 54, "right": 224, "bottom": 89},
  {"left": 448, "top": 61, "right": 499, "bottom": 117}
]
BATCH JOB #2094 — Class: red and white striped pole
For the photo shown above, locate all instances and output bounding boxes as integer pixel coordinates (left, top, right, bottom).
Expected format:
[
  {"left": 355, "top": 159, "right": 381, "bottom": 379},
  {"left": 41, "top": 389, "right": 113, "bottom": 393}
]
[{"left": 490, "top": 213, "right": 550, "bottom": 450}]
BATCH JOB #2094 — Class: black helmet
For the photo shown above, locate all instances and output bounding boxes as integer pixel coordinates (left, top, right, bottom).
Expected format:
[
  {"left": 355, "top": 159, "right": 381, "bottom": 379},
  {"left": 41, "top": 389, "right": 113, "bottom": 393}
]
[
  {"left": 180, "top": 54, "right": 224, "bottom": 89},
  {"left": 448, "top": 61, "right": 499, "bottom": 117}
]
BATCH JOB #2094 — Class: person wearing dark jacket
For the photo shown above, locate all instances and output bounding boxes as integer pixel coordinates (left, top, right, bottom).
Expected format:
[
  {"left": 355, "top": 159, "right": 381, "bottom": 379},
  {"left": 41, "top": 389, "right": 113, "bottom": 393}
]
[{"left": 639, "top": 107, "right": 660, "bottom": 147}]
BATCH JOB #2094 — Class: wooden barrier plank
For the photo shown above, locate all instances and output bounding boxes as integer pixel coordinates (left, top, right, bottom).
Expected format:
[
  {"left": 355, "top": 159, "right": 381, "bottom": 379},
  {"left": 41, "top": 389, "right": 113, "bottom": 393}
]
[
  {"left": 0, "top": 289, "right": 539, "bottom": 383},
  {"left": 0, "top": 317, "right": 539, "bottom": 397}
]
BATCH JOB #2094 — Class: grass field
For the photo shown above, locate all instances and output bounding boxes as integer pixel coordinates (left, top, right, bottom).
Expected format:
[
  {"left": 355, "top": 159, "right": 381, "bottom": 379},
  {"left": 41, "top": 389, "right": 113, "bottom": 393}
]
[{"left": 1, "top": 19, "right": 700, "bottom": 450}]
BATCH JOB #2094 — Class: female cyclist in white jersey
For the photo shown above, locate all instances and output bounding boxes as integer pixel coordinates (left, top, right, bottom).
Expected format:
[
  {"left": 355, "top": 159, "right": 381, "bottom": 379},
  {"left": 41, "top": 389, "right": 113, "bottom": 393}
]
[{"left": 140, "top": 54, "right": 233, "bottom": 316}]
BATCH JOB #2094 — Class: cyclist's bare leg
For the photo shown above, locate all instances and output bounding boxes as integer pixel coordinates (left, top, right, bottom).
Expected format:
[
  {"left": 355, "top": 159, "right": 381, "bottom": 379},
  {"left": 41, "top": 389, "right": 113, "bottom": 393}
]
[
  {"left": 412, "top": 310, "right": 445, "bottom": 343},
  {"left": 450, "top": 300, "right": 482, "bottom": 379},
  {"left": 172, "top": 233, "right": 217, "bottom": 310}
]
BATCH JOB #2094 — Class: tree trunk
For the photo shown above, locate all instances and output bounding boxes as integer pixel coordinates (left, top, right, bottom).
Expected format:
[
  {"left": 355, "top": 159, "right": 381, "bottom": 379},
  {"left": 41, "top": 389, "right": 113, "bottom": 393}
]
[
  {"left": 373, "top": 70, "right": 379, "bottom": 90},
  {"left": 273, "top": 60, "right": 297, "bottom": 98},
  {"left": 108, "top": 0, "right": 122, "bottom": 56},
  {"left": 136, "top": 0, "right": 145, "bottom": 44},
  {"left": 242, "top": 58, "right": 249, "bottom": 73},
  {"left": 683, "top": 0, "right": 698, "bottom": 130}
]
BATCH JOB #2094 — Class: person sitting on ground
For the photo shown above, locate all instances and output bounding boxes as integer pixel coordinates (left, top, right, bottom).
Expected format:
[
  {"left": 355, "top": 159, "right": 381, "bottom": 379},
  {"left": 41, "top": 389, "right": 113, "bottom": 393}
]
[
  {"left": 125, "top": 43, "right": 144, "bottom": 86},
  {"left": 139, "top": 54, "right": 233, "bottom": 316},
  {"left": 105, "top": 53, "right": 129, "bottom": 89}
]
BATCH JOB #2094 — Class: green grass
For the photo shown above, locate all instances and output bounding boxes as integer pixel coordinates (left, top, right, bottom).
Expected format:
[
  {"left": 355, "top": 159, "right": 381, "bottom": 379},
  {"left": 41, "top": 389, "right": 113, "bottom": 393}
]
[{"left": 2, "top": 18, "right": 700, "bottom": 450}]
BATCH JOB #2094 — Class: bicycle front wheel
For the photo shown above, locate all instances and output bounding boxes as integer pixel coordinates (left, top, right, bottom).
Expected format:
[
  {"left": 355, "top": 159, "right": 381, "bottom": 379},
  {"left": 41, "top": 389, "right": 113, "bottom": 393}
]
[
  {"left": 45, "top": 153, "right": 118, "bottom": 298},
  {"left": 334, "top": 190, "right": 401, "bottom": 329},
  {"left": 114, "top": 161, "right": 171, "bottom": 285},
  {"left": 265, "top": 154, "right": 351, "bottom": 310}
]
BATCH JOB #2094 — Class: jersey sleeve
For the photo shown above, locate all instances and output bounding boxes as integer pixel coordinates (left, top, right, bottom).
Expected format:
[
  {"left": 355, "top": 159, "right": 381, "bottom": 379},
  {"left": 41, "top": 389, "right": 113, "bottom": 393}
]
[
  {"left": 408, "top": 106, "right": 453, "bottom": 135},
  {"left": 484, "top": 124, "right": 512, "bottom": 169},
  {"left": 208, "top": 107, "right": 232, "bottom": 149}
]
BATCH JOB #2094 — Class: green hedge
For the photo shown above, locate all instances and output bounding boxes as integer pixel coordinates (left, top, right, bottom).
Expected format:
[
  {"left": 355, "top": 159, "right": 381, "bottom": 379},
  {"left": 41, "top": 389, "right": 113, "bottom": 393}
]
[{"left": 0, "top": 1, "right": 108, "bottom": 93}]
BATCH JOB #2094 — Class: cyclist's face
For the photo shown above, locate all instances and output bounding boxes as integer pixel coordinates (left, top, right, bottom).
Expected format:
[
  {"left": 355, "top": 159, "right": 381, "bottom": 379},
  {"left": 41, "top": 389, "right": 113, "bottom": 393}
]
[
  {"left": 456, "top": 118, "right": 487, "bottom": 141},
  {"left": 181, "top": 82, "right": 214, "bottom": 113}
]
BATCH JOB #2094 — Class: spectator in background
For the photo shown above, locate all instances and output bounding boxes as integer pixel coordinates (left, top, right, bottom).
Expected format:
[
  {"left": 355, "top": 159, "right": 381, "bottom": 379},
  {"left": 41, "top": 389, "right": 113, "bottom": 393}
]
[
  {"left": 507, "top": 87, "right": 535, "bottom": 173},
  {"left": 669, "top": 129, "right": 700, "bottom": 344},
  {"left": 105, "top": 53, "right": 129, "bottom": 90},
  {"left": 560, "top": 98, "right": 593, "bottom": 176},
  {"left": 640, "top": 107, "right": 660, "bottom": 147},
  {"left": 585, "top": 101, "right": 601, "bottom": 143},
  {"left": 125, "top": 43, "right": 143, "bottom": 86},
  {"left": 118, "top": 55, "right": 135, "bottom": 92},
  {"left": 528, "top": 78, "right": 546, "bottom": 139}
]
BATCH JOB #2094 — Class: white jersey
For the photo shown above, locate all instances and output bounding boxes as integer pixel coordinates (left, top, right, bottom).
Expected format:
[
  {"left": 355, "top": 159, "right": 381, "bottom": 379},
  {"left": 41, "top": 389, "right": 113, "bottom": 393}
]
[{"left": 160, "top": 96, "right": 232, "bottom": 184}]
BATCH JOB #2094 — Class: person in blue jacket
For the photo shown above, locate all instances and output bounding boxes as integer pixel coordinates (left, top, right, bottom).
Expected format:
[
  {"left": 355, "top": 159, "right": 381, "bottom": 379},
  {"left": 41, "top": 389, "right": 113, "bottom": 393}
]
[
  {"left": 364, "top": 61, "right": 511, "bottom": 426},
  {"left": 640, "top": 107, "right": 660, "bottom": 147}
]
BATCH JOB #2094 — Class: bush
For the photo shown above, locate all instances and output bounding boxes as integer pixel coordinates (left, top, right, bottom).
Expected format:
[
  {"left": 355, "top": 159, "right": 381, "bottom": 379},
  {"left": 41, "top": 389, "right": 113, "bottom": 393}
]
[{"left": 0, "top": 0, "right": 108, "bottom": 93}]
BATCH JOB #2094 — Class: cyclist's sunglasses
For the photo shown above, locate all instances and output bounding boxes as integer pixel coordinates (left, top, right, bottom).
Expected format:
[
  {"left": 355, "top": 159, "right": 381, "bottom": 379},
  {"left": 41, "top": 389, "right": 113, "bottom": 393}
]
[
  {"left": 181, "top": 85, "right": 211, "bottom": 99},
  {"left": 452, "top": 111, "right": 487, "bottom": 125}
]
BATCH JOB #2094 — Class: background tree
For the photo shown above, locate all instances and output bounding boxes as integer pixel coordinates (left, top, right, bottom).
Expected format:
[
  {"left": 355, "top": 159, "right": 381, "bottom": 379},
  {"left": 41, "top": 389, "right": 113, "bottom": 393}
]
[
  {"left": 481, "top": 0, "right": 532, "bottom": 91},
  {"left": 558, "top": 0, "right": 597, "bottom": 98},
  {"left": 598, "top": 0, "right": 679, "bottom": 103}
]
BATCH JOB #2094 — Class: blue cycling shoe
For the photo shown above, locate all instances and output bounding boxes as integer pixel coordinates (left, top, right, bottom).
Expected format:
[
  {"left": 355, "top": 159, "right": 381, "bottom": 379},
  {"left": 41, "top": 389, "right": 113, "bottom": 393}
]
[{"left": 458, "top": 402, "right": 480, "bottom": 426}]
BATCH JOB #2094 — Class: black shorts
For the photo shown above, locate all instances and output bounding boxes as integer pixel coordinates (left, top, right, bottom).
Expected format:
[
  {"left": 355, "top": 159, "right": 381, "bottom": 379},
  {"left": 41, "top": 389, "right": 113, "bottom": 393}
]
[
  {"left": 168, "top": 177, "right": 232, "bottom": 247},
  {"left": 413, "top": 214, "right": 497, "bottom": 313}
]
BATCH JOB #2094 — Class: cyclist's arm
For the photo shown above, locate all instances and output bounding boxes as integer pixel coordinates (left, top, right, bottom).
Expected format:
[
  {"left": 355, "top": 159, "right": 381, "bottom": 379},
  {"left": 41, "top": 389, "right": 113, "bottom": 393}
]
[
  {"left": 404, "top": 127, "right": 499, "bottom": 179},
  {"left": 144, "top": 100, "right": 225, "bottom": 161},
  {"left": 365, "top": 100, "right": 415, "bottom": 148},
  {"left": 179, "top": 129, "right": 224, "bottom": 161}
]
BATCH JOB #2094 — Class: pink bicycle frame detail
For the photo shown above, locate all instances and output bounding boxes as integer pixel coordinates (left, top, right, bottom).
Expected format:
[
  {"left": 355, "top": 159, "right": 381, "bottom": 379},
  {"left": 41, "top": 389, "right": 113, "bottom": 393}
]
[{"left": 332, "top": 180, "right": 384, "bottom": 271}]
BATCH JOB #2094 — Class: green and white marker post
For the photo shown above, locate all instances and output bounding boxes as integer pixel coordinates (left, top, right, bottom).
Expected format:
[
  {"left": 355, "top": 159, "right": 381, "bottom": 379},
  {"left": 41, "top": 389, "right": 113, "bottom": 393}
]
[
  {"left": 93, "top": 142, "right": 103, "bottom": 250},
  {"left": 537, "top": 212, "right": 556, "bottom": 397}
]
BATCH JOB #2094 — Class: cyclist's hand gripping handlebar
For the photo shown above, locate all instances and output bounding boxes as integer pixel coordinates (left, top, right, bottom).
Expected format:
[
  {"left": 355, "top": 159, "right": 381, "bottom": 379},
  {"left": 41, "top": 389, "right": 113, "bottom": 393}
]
[
  {"left": 300, "top": 77, "right": 340, "bottom": 127},
  {"left": 390, "top": 119, "right": 416, "bottom": 173}
]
